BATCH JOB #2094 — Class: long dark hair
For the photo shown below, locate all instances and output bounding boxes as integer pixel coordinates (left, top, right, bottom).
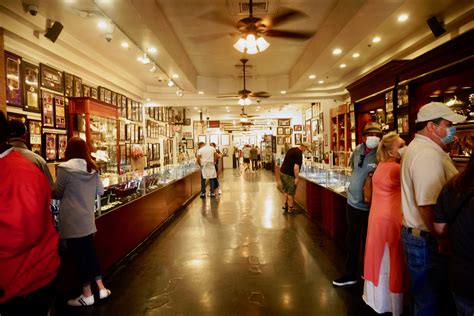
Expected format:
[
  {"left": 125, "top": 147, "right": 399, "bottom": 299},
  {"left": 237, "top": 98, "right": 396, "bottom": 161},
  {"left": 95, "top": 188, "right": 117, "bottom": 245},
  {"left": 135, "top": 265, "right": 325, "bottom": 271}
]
[
  {"left": 451, "top": 154, "right": 474, "bottom": 192},
  {"left": 65, "top": 137, "right": 97, "bottom": 172}
]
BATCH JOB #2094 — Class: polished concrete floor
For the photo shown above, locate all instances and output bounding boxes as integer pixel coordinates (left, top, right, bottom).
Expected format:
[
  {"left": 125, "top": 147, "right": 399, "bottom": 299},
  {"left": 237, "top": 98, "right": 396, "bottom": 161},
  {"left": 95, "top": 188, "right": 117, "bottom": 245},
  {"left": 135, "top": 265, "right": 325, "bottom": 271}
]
[{"left": 56, "top": 169, "right": 381, "bottom": 316}]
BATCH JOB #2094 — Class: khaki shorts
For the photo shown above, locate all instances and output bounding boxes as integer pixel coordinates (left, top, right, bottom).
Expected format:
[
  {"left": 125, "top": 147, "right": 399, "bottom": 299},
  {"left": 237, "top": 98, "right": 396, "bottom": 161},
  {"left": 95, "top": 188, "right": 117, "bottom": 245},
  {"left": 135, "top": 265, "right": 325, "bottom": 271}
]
[{"left": 280, "top": 172, "right": 296, "bottom": 196}]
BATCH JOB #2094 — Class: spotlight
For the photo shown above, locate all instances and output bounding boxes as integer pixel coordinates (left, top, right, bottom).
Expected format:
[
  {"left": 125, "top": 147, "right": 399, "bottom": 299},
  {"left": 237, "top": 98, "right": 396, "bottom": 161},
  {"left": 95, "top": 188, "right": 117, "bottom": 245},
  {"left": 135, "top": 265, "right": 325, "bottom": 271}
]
[
  {"left": 149, "top": 63, "right": 157, "bottom": 72},
  {"left": 167, "top": 79, "right": 174, "bottom": 87}
]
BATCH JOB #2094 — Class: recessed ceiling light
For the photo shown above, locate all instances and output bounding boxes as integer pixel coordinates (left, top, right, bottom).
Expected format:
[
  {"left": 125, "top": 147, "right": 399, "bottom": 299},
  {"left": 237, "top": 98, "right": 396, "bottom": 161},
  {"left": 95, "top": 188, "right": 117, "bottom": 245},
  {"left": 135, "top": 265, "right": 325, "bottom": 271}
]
[
  {"left": 121, "top": 42, "right": 129, "bottom": 48},
  {"left": 147, "top": 47, "right": 157, "bottom": 54},
  {"left": 308, "top": 74, "right": 316, "bottom": 79},
  {"left": 225, "top": 106, "right": 229, "bottom": 109},
  {"left": 340, "top": 63, "right": 347, "bottom": 68},
  {"left": 318, "top": 80, "right": 324, "bottom": 84},
  {"left": 352, "top": 52, "right": 360, "bottom": 58},
  {"left": 146, "top": 98, "right": 150, "bottom": 101},
  {"left": 193, "top": 107, "right": 198, "bottom": 110},
  {"left": 226, "top": 109, "right": 230, "bottom": 112},
  {"left": 198, "top": 91, "right": 204, "bottom": 95},
  {"left": 280, "top": 90, "right": 286, "bottom": 94},
  {"left": 398, "top": 14, "right": 408, "bottom": 22},
  {"left": 97, "top": 21, "right": 108, "bottom": 29},
  {"left": 332, "top": 48, "right": 342, "bottom": 55},
  {"left": 172, "top": 74, "right": 179, "bottom": 79},
  {"left": 372, "top": 36, "right": 381, "bottom": 43}
]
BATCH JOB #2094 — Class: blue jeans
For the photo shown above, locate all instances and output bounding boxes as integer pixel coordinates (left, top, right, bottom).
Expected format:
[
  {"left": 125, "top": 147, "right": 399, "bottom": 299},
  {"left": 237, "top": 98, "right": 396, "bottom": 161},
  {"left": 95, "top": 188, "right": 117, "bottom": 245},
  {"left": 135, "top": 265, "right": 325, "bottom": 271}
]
[
  {"left": 200, "top": 176, "right": 216, "bottom": 195},
  {"left": 453, "top": 293, "right": 474, "bottom": 316},
  {"left": 401, "top": 227, "right": 454, "bottom": 316}
]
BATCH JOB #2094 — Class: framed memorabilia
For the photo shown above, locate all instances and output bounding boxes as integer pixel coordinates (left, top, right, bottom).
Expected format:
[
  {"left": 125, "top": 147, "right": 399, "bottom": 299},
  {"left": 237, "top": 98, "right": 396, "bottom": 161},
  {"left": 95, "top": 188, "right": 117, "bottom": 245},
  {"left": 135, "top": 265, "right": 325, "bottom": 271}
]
[
  {"left": 5, "top": 51, "right": 22, "bottom": 107},
  {"left": 305, "top": 119, "right": 312, "bottom": 141},
  {"left": 278, "top": 118, "right": 290, "bottom": 126},
  {"left": 311, "top": 119, "right": 318, "bottom": 139},
  {"left": 349, "top": 103, "right": 355, "bottom": 112},
  {"left": 284, "top": 127, "right": 292, "bottom": 135},
  {"left": 184, "top": 118, "right": 191, "bottom": 126},
  {"left": 174, "top": 124, "right": 182, "bottom": 133},
  {"left": 126, "top": 99, "right": 132, "bottom": 120},
  {"left": 168, "top": 108, "right": 175, "bottom": 123},
  {"left": 158, "top": 125, "right": 163, "bottom": 136},
  {"left": 54, "top": 95, "right": 66, "bottom": 129},
  {"left": 41, "top": 91, "right": 55, "bottom": 127},
  {"left": 277, "top": 127, "right": 284, "bottom": 135},
  {"left": 44, "top": 133, "right": 57, "bottom": 161},
  {"left": 293, "top": 125, "right": 302, "bottom": 132},
  {"left": 82, "top": 85, "right": 91, "bottom": 97},
  {"left": 40, "top": 63, "right": 63, "bottom": 93},
  {"left": 117, "top": 94, "right": 122, "bottom": 109},
  {"left": 319, "top": 112, "right": 324, "bottom": 133},
  {"left": 285, "top": 136, "right": 291, "bottom": 144},
  {"left": 294, "top": 133, "right": 302, "bottom": 144},
  {"left": 28, "top": 120, "right": 42, "bottom": 155},
  {"left": 22, "top": 61, "right": 40, "bottom": 112},
  {"left": 57, "top": 134, "right": 68, "bottom": 160},
  {"left": 305, "top": 107, "right": 312, "bottom": 120},
  {"left": 64, "top": 72, "right": 73, "bottom": 97},
  {"left": 173, "top": 108, "right": 185, "bottom": 124},
  {"left": 402, "top": 114, "right": 409, "bottom": 134},
  {"left": 397, "top": 85, "right": 409, "bottom": 108},
  {"left": 104, "top": 89, "right": 112, "bottom": 104},
  {"left": 385, "top": 90, "right": 394, "bottom": 112},
  {"left": 210, "top": 134, "right": 219, "bottom": 145},
  {"left": 90, "top": 87, "right": 98, "bottom": 99},
  {"left": 73, "top": 76, "right": 82, "bottom": 97},
  {"left": 111, "top": 91, "right": 116, "bottom": 106},
  {"left": 99, "top": 86, "right": 105, "bottom": 101},
  {"left": 198, "top": 135, "right": 206, "bottom": 144},
  {"left": 221, "top": 134, "right": 230, "bottom": 146},
  {"left": 186, "top": 139, "right": 194, "bottom": 149},
  {"left": 277, "top": 136, "right": 284, "bottom": 145},
  {"left": 312, "top": 102, "right": 321, "bottom": 118}
]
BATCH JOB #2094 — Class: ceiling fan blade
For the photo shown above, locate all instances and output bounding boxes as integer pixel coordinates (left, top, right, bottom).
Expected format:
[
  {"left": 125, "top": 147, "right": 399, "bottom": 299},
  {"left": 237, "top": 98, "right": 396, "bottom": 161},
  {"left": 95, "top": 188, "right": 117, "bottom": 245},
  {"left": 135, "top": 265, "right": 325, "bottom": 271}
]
[
  {"left": 263, "top": 8, "right": 307, "bottom": 28},
  {"left": 265, "top": 29, "right": 314, "bottom": 40},
  {"left": 217, "top": 95, "right": 239, "bottom": 98},
  {"left": 250, "top": 91, "right": 271, "bottom": 98},
  {"left": 188, "top": 32, "right": 236, "bottom": 43},
  {"left": 199, "top": 10, "right": 235, "bottom": 28}
]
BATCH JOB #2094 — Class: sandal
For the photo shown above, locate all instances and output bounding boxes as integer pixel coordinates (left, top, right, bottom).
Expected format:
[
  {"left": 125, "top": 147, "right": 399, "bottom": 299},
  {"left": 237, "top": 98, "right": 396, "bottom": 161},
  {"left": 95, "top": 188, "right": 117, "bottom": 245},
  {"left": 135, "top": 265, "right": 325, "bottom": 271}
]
[
  {"left": 67, "top": 294, "right": 94, "bottom": 306},
  {"left": 99, "top": 288, "right": 112, "bottom": 300}
]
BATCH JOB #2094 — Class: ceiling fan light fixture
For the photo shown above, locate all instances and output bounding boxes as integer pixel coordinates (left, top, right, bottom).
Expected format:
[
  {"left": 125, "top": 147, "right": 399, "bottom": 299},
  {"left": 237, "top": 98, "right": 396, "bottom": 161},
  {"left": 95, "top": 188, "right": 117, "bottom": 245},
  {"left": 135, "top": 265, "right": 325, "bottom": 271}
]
[
  {"left": 233, "top": 38, "right": 246, "bottom": 53},
  {"left": 246, "top": 46, "right": 258, "bottom": 55},
  {"left": 256, "top": 36, "right": 270, "bottom": 52}
]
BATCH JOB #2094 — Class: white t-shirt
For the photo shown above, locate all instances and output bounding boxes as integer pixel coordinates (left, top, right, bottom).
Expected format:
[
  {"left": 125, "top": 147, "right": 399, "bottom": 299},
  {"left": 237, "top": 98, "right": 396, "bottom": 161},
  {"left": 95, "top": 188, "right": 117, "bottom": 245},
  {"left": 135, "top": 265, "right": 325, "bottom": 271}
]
[
  {"left": 242, "top": 147, "right": 251, "bottom": 158},
  {"left": 400, "top": 134, "right": 458, "bottom": 231},
  {"left": 197, "top": 145, "right": 216, "bottom": 164}
]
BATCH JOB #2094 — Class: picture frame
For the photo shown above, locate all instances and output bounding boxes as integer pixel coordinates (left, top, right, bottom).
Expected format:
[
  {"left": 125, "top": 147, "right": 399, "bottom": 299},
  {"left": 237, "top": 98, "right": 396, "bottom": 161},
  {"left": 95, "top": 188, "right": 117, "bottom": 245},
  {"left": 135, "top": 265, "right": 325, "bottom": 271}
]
[
  {"left": 40, "top": 63, "right": 63, "bottom": 93},
  {"left": 294, "top": 133, "right": 302, "bottom": 144},
  {"left": 385, "top": 91, "right": 394, "bottom": 112},
  {"left": 98, "top": 86, "right": 105, "bottom": 101},
  {"left": 57, "top": 134, "right": 68, "bottom": 160},
  {"left": 311, "top": 119, "right": 319, "bottom": 140},
  {"left": 305, "top": 107, "right": 312, "bottom": 120},
  {"left": 186, "top": 139, "right": 194, "bottom": 149},
  {"left": 54, "top": 95, "right": 66, "bottom": 129},
  {"left": 173, "top": 108, "right": 185, "bottom": 124},
  {"left": 305, "top": 119, "right": 312, "bottom": 142},
  {"left": 41, "top": 91, "right": 55, "bottom": 128},
  {"left": 90, "top": 87, "right": 98, "bottom": 99},
  {"left": 277, "top": 136, "right": 284, "bottom": 145},
  {"left": 221, "top": 134, "right": 230, "bottom": 146},
  {"left": 73, "top": 76, "right": 82, "bottom": 97},
  {"left": 312, "top": 102, "right": 321, "bottom": 118},
  {"left": 277, "top": 127, "right": 284, "bottom": 135},
  {"left": 284, "top": 127, "right": 292, "bottom": 135},
  {"left": 198, "top": 135, "right": 207, "bottom": 144},
  {"left": 319, "top": 112, "right": 324, "bottom": 133},
  {"left": 293, "top": 125, "right": 302, "bottom": 132},
  {"left": 349, "top": 103, "right": 355, "bottom": 112},
  {"left": 44, "top": 133, "right": 57, "bottom": 161},
  {"left": 209, "top": 134, "right": 219, "bottom": 145},
  {"left": 64, "top": 72, "right": 74, "bottom": 97},
  {"left": 285, "top": 136, "right": 291, "bottom": 144},
  {"left": 397, "top": 84, "right": 409, "bottom": 109},
  {"left": 28, "top": 120, "right": 42, "bottom": 155},
  {"left": 278, "top": 118, "right": 291, "bottom": 126},
  {"left": 5, "top": 51, "right": 22, "bottom": 107},
  {"left": 22, "top": 61, "right": 40, "bottom": 113},
  {"left": 184, "top": 118, "right": 191, "bottom": 126},
  {"left": 111, "top": 91, "right": 116, "bottom": 106},
  {"left": 104, "top": 89, "right": 112, "bottom": 104},
  {"left": 82, "top": 85, "right": 91, "bottom": 97}
]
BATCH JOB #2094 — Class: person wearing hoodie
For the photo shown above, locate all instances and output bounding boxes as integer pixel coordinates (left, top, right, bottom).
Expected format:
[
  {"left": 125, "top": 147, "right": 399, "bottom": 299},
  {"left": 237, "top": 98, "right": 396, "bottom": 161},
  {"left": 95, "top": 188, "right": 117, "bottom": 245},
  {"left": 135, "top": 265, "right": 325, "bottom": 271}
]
[
  {"left": 0, "top": 112, "right": 60, "bottom": 315},
  {"left": 53, "top": 137, "right": 110, "bottom": 306}
]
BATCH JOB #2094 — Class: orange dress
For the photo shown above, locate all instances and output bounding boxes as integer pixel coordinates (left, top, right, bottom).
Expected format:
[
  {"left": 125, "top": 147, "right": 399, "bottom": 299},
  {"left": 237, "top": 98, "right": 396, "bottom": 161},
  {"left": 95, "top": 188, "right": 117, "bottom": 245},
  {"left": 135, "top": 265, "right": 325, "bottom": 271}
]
[{"left": 364, "top": 161, "right": 406, "bottom": 293}]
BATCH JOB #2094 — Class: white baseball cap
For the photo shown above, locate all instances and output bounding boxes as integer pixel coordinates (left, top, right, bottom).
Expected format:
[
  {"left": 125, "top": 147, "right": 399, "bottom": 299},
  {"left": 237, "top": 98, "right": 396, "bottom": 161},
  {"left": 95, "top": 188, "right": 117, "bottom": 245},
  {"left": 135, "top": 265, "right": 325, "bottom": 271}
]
[{"left": 416, "top": 102, "right": 466, "bottom": 123}]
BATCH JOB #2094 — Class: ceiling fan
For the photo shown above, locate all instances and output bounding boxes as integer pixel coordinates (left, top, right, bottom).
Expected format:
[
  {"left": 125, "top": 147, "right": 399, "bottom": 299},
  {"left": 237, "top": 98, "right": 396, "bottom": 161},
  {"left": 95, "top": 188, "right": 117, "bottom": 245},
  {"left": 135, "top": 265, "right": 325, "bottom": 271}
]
[
  {"left": 202, "top": 0, "right": 314, "bottom": 43},
  {"left": 234, "top": 107, "right": 258, "bottom": 125},
  {"left": 218, "top": 58, "right": 270, "bottom": 103}
]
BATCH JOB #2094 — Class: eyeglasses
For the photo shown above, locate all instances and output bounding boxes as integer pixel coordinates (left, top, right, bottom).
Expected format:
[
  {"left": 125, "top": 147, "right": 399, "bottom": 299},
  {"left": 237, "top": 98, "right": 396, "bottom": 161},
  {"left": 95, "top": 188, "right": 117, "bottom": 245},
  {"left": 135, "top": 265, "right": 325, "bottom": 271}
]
[{"left": 358, "top": 154, "right": 366, "bottom": 168}]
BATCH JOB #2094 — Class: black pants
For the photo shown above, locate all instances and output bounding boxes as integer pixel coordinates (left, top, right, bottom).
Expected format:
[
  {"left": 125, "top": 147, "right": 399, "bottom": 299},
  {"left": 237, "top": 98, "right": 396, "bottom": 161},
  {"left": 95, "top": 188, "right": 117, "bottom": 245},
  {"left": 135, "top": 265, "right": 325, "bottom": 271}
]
[
  {"left": 345, "top": 204, "right": 369, "bottom": 277},
  {"left": 66, "top": 234, "right": 102, "bottom": 286},
  {"left": 251, "top": 159, "right": 258, "bottom": 170},
  {"left": 0, "top": 279, "right": 56, "bottom": 316}
]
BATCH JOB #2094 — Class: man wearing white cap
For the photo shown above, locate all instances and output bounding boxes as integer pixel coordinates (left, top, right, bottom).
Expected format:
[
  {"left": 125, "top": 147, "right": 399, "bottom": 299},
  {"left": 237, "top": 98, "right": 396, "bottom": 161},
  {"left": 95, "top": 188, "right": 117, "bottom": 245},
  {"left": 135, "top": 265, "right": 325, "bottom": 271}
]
[{"left": 400, "top": 102, "right": 466, "bottom": 315}]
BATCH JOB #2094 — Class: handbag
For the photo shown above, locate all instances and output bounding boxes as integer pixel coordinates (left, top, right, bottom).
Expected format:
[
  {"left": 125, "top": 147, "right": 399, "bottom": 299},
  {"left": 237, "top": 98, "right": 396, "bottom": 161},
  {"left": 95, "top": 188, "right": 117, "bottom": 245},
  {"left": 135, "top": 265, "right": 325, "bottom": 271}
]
[{"left": 363, "top": 171, "right": 374, "bottom": 204}]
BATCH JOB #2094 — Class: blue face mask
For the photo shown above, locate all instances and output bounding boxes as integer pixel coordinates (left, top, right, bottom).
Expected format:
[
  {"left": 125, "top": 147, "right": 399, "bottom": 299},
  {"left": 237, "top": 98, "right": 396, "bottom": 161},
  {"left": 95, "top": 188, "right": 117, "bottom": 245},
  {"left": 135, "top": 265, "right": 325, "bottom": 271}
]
[{"left": 437, "top": 125, "right": 456, "bottom": 145}]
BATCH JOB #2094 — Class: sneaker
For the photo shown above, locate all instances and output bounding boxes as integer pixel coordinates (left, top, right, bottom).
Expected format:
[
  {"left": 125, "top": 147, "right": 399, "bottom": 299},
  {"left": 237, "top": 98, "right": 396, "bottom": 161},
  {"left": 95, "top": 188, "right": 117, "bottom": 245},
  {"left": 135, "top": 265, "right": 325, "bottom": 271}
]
[
  {"left": 218, "top": 189, "right": 222, "bottom": 195},
  {"left": 332, "top": 275, "right": 357, "bottom": 287},
  {"left": 210, "top": 193, "right": 216, "bottom": 198},
  {"left": 67, "top": 294, "right": 94, "bottom": 306},
  {"left": 200, "top": 193, "right": 206, "bottom": 198},
  {"left": 99, "top": 288, "right": 111, "bottom": 300}
]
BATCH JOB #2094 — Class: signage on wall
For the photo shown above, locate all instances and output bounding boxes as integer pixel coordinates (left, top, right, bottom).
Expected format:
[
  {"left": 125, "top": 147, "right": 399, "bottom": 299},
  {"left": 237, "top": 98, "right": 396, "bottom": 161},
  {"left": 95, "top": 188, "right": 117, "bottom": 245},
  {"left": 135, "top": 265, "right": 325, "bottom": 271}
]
[{"left": 208, "top": 120, "right": 220, "bottom": 128}]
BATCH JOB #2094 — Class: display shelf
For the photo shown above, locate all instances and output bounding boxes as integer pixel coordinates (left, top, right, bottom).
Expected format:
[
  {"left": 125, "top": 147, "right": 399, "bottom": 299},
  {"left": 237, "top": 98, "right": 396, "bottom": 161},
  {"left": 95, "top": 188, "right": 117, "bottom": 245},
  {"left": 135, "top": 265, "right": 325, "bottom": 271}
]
[
  {"left": 451, "top": 122, "right": 473, "bottom": 166},
  {"left": 330, "top": 104, "right": 351, "bottom": 167}
]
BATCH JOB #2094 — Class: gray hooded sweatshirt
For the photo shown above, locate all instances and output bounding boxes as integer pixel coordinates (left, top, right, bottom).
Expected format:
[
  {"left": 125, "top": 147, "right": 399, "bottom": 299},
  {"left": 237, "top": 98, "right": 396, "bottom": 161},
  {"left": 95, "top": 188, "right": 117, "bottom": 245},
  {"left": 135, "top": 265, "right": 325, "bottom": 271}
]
[{"left": 54, "top": 158, "right": 104, "bottom": 239}]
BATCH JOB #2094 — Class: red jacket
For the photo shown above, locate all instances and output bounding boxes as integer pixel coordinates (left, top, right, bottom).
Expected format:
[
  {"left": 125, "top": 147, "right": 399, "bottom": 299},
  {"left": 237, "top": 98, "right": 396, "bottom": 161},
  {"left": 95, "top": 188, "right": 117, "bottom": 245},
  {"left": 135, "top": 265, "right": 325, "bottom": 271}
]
[{"left": 0, "top": 149, "right": 59, "bottom": 303}]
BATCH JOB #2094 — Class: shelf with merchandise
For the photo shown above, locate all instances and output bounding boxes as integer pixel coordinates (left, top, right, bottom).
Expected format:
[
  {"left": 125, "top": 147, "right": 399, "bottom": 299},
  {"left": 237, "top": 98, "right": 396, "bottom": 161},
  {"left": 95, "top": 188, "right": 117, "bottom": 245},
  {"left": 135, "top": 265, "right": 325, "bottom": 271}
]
[{"left": 300, "top": 163, "right": 351, "bottom": 197}]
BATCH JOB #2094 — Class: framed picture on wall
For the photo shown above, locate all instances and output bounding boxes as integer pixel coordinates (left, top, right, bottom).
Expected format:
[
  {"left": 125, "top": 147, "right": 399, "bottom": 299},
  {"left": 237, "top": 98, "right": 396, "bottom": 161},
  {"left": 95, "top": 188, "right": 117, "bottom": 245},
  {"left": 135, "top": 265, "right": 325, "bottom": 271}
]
[
  {"left": 305, "top": 119, "right": 311, "bottom": 141},
  {"left": 294, "top": 133, "right": 302, "bottom": 144},
  {"left": 319, "top": 112, "right": 324, "bottom": 133},
  {"left": 98, "top": 86, "right": 105, "bottom": 101},
  {"left": 285, "top": 136, "right": 291, "bottom": 144},
  {"left": 278, "top": 118, "right": 291, "bottom": 126},
  {"left": 40, "top": 63, "right": 63, "bottom": 93},
  {"left": 221, "top": 134, "right": 230, "bottom": 146},
  {"left": 186, "top": 139, "right": 194, "bottom": 149},
  {"left": 22, "top": 61, "right": 40, "bottom": 113},
  {"left": 28, "top": 120, "right": 42, "bottom": 155},
  {"left": 90, "top": 87, "right": 98, "bottom": 99},
  {"left": 41, "top": 91, "right": 55, "bottom": 127},
  {"left": 198, "top": 135, "right": 207, "bottom": 144},
  {"left": 277, "top": 136, "right": 284, "bottom": 145},
  {"left": 209, "top": 134, "right": 219, "bottom": 145},
  {"left": 73, "top": 76, "right": 82, "bottom": 97},
  {"left": 57, "top": 134, "right": 68, "bottom": 160},
  {"left": 44, "top": 133, "right": 57, "bottom": 161},
  {"left": 311, "top": 119, "right": 318, "bottom": 139},
  {"left": 277, "top": 127, "right": 284, "bottom": 135},
  {"left": 305, "top": 107, "right": 312, "bottom": 120},
  {"left": 293, "top": 125, "right": 302, "bottom": 132},
  {"left": 64, "top": 72, "right": 74, "bottom": 97},
  {"left": 397, "top": 85, "right": 409, "bottom": 108},
  {"left": 184, "top": 118, "right": 191, "bottom": 126},
  {"left": 82, "top": 85, "right": 91, "bottom": 97},
  {"left": 284, "top": 127, "right": 292, "bottom": 135},
  {"left": 312, "top": 102, "right": 321, "bottom": 118},
  {"left": 5, "top": 51, "right": 22, "bottom": 107},
  {"left": 54, "top": 95, "right": 66, "bottom": 129}
]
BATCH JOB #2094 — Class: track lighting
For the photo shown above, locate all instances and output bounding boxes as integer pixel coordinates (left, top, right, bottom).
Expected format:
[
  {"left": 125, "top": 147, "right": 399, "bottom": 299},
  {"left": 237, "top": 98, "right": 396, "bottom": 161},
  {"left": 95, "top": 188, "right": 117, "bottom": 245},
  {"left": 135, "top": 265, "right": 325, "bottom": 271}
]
[
  {"left": 149, "top": 63, "right": 157, "bottom": 72},
  {"left": 167, "top": 79, "right": 175, "bottom": 87}
]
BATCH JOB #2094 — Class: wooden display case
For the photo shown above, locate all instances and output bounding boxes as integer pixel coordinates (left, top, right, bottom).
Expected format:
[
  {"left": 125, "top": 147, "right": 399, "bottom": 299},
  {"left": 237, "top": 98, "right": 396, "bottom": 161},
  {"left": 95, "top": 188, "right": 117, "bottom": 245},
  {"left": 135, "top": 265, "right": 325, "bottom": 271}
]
[{"left": 330, "top": 103, "right": 351, "bottom": 167}]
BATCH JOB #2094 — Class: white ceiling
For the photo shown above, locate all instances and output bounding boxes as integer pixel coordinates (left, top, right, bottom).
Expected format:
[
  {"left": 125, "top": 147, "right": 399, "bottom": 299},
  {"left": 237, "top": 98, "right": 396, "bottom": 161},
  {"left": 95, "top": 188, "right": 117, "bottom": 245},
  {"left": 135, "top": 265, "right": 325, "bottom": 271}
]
[{"left": 1, "top": 0, "right": 473, "bottom": 120}]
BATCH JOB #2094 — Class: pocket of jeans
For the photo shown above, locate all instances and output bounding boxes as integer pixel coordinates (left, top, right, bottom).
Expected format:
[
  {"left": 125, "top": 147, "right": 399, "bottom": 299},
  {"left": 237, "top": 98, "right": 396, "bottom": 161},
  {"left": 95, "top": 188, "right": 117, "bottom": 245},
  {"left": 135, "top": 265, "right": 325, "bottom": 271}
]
[{"left": 402, "top": 231, "right": 426, "bottom": 269}]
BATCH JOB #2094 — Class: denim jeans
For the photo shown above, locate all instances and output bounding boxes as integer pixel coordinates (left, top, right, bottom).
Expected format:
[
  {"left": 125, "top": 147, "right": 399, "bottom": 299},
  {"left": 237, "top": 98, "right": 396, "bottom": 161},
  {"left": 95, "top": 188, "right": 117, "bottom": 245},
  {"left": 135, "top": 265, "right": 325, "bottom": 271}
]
[
  {"left": 200, "top": 176, "right": 215, "bottom": 195},
  {"left": 401, "top": 227, "right": 454, "bottom": 316},
  {"left": 453, "top": 293, "right": 474, "bottom": 316}
]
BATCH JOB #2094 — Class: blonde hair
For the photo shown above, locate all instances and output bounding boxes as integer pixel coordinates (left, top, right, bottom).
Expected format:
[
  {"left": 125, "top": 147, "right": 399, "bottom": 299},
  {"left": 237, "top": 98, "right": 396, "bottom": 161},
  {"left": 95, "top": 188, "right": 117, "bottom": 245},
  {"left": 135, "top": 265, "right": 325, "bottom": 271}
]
[{"left": 376, "top": 131, "right": 400, "bottom": 162}]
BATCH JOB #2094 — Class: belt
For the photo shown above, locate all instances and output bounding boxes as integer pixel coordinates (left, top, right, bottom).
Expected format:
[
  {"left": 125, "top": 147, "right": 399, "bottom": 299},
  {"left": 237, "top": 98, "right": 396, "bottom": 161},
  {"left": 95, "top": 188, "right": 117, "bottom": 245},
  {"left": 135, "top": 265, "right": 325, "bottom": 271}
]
[{"left": 403, "top": 226, "right": 431, "bottom": 238}]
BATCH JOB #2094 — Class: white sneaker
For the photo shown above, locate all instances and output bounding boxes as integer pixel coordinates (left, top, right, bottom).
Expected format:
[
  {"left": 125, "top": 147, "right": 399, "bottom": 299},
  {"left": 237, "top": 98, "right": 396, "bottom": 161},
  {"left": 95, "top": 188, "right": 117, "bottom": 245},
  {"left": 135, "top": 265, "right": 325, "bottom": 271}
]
[
  {"left": 218, "top": 189, "right": 222, "bottom": 195},
  {"left": 67, "top": 294, "right": 94, "bottom": 306},
  {"left": 99, "top": 288, "right": 111, "bottom": 299}
]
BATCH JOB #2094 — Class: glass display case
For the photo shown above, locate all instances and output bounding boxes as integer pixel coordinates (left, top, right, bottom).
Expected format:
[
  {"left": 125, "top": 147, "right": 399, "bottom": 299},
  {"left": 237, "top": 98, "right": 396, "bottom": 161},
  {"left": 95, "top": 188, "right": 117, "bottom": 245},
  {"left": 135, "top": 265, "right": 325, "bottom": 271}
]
[{"left": 300, "top": 163, "right": 351, "bottom": 197}]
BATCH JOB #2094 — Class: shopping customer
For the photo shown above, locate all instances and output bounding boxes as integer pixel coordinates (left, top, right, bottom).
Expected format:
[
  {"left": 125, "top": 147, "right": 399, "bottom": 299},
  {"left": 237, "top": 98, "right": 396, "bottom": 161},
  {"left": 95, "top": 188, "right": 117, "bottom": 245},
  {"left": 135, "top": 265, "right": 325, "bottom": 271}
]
[
  {"left": 363, "top": 132, "right": 407, "bottom": 315},
  {"left": 279, "top": 142, "right": 311, "bottom": 213},
  {"left": 53, "top": 137, "right": 110, "bottom": 306},
  {"left": 196, "top": 142, "right": 217, "bottom": 198},
  {"left": 242, "top": 144, "right": 251, "bottom": 172},
  {"left": 0, "top": 112, "right": 60, "bottom": 316},
  {"left": 434, "top": 153, "right": 474, "bottom": 316},
  {"left": 7, "top": 118, "right": 54, "bottom": 189},
  {"left": 333, "top": 122, "right": 382, "bottom": 287},
  {"left": 400, "top": 102, "right": 465, "bottom": 315},
  {"left": 250, "top": 145, "right": 258, "bottom": 171},
  {"left": 210, "top": 142, "right": 222, "bottom": 195}
]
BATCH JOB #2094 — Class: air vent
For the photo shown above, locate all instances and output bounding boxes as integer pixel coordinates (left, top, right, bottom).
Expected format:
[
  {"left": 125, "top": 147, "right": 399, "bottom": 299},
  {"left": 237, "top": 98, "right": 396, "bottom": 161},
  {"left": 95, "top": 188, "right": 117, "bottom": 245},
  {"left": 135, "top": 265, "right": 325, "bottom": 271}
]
[{"left": 240, "top": 2, "right": 269, "bottom": 14}]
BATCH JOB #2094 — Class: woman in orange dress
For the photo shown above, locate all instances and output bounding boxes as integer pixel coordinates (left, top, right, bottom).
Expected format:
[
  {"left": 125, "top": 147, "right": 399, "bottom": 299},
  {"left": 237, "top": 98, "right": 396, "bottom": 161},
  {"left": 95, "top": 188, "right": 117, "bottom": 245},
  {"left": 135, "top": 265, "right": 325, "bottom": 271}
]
[{"left": 363, "top": 132, "right": 407, "bottom": 315}]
